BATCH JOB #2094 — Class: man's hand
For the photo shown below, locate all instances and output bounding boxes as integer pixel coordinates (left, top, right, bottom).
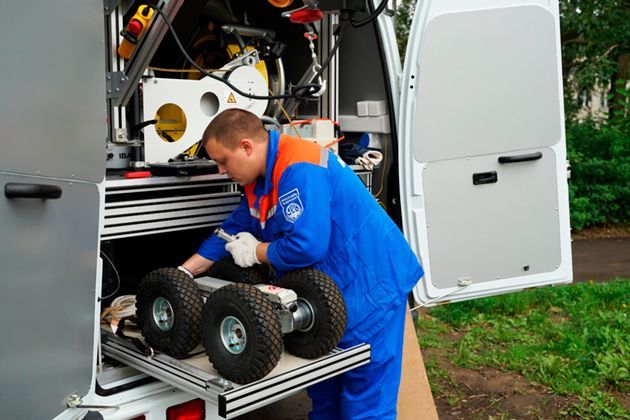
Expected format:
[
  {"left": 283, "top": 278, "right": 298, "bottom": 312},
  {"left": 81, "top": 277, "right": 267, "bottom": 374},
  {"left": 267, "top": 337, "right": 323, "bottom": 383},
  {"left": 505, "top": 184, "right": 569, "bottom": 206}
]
[{"left": 225, "top": 232, "right": 260, "bottom": 267}]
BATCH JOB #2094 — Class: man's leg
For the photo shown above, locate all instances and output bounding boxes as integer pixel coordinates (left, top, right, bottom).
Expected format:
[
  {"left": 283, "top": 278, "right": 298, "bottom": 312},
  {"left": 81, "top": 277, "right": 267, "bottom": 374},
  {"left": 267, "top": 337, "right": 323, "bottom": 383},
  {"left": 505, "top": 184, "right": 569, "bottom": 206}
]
[
  {"left": 340, "top": 302, "right": 407, "bottom": 419},
  {"left": 308, "top": 375, "right": 342, "bottom": 420}
]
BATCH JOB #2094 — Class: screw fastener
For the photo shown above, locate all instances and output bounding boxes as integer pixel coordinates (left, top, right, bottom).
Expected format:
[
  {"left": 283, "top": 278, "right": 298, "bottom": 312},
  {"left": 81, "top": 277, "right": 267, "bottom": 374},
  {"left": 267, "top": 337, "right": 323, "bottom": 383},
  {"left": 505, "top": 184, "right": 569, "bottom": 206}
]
[{"left": 66, "top": 394, "right": 83, "bottom": 408}]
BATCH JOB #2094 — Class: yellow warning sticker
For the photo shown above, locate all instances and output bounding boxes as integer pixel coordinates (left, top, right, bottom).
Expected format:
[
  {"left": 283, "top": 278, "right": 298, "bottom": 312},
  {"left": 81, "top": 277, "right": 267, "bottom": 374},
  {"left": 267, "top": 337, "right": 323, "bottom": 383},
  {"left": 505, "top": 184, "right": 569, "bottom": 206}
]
[{"left": 227, "top": 93, "right": 237, "bottom": 104}]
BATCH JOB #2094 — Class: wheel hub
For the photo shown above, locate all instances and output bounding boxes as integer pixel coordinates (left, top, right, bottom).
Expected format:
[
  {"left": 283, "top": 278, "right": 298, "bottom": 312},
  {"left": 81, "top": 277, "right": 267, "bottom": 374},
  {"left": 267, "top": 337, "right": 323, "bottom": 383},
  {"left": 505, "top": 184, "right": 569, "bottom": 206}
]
[
  {"left": 294, "top": 298, "right": 315, "bottom": 332},
  {"left": 152, "top": 297, "right": 174, "bottom": 331},
  {"left": 220, "top": 316, "right": 247, "bottom": 354}
]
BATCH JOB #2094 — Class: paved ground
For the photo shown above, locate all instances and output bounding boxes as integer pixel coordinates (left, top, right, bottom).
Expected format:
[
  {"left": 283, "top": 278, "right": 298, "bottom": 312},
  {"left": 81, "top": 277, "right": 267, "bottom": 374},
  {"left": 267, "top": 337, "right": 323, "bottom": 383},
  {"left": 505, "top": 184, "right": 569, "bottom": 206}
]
[
  {"left": 571, "top": 238, "right": 630, "bottom": 282},
  {"left": 238, "top": 236, "right": 630, "bottom": 419}
]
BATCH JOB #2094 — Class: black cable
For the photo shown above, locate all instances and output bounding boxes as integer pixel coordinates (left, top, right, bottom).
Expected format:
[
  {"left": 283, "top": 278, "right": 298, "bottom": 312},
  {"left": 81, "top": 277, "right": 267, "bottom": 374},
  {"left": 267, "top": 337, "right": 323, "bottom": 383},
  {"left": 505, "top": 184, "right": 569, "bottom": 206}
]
[
  {"left": 160, "top": 131, "right": 176, "bottom": 142},
  {"left": 351, "top": 0, "right": 388, "bottom": 28},
  {"left": 146, "top": 5, "right": 347, "bottom": 102},
  {"left": 287, "top": 19, "right": 349, "bottom": 101},
  {"left": 148, "top": 6, "right": 308, "bottom": 101},
  {"left": 313, "top": 19, "right": 348, "bottom": 83},
  {"left": 130, "top": 119, "right": 158, "bottom": 132},
  {"left": 99, "top": 250, "right": 121, "bottom": 302}
]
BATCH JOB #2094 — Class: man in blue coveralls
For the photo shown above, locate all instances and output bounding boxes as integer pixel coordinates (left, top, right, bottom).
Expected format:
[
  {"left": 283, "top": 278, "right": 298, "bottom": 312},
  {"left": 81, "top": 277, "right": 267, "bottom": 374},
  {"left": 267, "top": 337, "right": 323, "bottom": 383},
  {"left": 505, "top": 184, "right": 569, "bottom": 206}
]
[{"left": 179, "top": 108, "right": 423, "bottom": 419}]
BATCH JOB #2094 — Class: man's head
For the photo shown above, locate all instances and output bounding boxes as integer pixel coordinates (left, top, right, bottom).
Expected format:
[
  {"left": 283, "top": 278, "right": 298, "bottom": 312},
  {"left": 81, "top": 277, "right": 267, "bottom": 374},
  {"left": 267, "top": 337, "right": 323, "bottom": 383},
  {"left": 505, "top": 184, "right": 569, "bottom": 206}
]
[{"left": 202, "top": 109, "right": 268, "bottom": 186}]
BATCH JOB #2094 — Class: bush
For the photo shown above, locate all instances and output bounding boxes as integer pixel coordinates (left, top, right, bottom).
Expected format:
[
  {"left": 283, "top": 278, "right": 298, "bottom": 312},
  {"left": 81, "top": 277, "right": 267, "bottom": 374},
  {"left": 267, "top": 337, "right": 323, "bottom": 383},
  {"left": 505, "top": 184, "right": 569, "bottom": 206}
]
[{"left": 566, "top": 121, "right": 630, "bottom": 230}]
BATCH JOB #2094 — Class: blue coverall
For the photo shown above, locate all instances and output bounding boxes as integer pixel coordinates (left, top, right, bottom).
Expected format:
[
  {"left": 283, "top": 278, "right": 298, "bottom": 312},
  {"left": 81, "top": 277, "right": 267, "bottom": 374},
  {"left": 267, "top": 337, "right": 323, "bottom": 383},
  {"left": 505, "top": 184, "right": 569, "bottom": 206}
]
[{"left": 199, "top": 130, "right": 424, "bottom": 419}]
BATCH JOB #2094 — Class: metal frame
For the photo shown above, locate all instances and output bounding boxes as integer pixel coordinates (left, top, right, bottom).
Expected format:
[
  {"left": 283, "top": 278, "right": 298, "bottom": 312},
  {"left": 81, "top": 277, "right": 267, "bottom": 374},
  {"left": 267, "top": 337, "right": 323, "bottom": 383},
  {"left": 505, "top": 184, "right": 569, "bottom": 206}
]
[
  {"left": 116, "top": 0, "right": 185, "bottom": 106},
  {"left": 102, "top": 174, "right": 240, "bottom": 240},
  {"left": 102, "top": 332, "right": 370, "bottom": 419}
]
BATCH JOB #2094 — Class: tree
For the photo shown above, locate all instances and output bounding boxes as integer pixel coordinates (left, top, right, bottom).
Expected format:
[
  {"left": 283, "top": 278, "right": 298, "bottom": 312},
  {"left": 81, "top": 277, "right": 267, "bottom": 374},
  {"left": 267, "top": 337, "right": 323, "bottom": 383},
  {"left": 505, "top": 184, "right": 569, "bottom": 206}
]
[
  {"left": 394, "top": 0, "right": 416, "bottom": 61},
  {"left": 560, "top": 0, "right": 630, "bottom": 121}
]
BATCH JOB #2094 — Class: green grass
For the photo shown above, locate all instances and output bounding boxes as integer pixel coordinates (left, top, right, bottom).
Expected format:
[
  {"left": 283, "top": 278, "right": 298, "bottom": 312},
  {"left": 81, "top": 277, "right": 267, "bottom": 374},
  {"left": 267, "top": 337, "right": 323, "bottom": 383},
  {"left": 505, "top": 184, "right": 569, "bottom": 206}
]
[{"left": 417, "top": 278, "right": 630, "bottom": 419}]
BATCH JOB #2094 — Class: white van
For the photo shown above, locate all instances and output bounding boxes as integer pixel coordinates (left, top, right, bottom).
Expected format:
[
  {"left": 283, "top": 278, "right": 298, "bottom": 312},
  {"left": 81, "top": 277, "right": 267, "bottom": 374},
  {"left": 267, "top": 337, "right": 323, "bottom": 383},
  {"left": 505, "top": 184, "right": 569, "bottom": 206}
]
[{"left": 0, "top": 0, "right": 571, "bottom": 418}]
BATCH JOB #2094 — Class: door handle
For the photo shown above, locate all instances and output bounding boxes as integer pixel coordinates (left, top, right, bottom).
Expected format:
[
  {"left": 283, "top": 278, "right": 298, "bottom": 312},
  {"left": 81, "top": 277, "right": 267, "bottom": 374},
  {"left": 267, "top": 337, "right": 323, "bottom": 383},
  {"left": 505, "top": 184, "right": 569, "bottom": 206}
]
[
  {"left": 473, "top": 171, "right": 497, "bottom": 185},
  {"left": 5, "top": 183, "right": 62, "bottom": 199},
  {"left": 498, "top": 151, "right": 543, "bottom": 164}
]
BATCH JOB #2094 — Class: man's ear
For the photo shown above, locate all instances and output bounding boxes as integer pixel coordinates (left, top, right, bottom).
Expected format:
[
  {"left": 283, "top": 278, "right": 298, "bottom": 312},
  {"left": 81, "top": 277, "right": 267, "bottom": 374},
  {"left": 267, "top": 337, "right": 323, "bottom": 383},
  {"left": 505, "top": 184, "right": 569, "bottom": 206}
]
[{"left": 240, "top": 138, "right": 254, "bottom": 156}]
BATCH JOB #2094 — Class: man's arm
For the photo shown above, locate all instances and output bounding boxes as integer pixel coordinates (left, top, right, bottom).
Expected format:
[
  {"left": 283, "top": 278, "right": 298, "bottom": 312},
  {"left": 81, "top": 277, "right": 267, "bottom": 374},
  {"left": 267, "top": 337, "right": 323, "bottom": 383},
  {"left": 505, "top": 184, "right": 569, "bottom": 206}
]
[
  {"left": 256, "top": 242, "right": 270, "bottom": 263},
  {"left": 181, "top": 253, "right": 214, "bottom": 276},
  {"left": 264, "top": 163, "right": 332, "bottom": 272},
  {"left": 182, "top": 197, "right": 253, "bottom": 275}
]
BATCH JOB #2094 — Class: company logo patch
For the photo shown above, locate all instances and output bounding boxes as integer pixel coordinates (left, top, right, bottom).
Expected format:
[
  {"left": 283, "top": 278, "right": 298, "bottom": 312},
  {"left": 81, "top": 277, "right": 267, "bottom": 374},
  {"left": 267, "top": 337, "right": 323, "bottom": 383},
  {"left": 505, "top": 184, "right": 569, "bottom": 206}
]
[{"left": 279, "top": 188, "right": 304, "bottom": 223}]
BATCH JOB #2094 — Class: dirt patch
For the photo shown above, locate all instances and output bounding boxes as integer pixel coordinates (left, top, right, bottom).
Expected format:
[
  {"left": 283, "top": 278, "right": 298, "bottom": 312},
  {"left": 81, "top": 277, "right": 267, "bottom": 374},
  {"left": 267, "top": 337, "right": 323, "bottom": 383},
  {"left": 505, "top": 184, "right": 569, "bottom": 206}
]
[
  {"left": 614, "top": 392, "right": 630, "bottom": 413},
  {"left": 424, "top": 349, "right": 577, "bottom": 419},
  {"left": 572, "top": 225, "right": 630, "bottom": 240}
]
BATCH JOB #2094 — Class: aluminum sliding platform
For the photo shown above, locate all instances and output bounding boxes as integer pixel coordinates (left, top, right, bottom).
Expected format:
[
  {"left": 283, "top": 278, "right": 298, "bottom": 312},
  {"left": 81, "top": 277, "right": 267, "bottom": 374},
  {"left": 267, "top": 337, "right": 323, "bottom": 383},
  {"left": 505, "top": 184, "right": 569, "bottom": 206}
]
[{"left": 102, "top": 331, "right": 370, "bottom": 419}]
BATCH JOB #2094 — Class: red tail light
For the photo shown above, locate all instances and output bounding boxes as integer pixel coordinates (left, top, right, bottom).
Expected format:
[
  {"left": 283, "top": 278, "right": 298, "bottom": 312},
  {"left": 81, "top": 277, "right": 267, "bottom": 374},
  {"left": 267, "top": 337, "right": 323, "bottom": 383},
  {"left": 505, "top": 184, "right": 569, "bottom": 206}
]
[{"left": 166, "top": 399, "right": 205, "bottom": 420}]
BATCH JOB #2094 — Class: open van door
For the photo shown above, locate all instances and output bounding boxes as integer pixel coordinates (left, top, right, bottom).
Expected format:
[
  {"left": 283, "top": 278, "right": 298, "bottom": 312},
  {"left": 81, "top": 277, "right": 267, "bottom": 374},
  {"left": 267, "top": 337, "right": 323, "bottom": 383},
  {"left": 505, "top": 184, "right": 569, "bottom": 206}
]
[
  {"left": 398, "top": 1, "right": 572, "bottom": 305},
  {"left": 0, "top": 1, "right": 105, "bottom": 418}
]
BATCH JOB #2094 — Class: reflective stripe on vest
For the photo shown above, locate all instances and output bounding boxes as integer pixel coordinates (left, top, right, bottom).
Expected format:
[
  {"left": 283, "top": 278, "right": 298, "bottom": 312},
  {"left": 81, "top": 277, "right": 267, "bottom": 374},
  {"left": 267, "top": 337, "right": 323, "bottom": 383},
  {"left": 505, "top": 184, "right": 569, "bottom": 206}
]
[{"left": 245, "top": 134, "right": 328, "bottom": 229}]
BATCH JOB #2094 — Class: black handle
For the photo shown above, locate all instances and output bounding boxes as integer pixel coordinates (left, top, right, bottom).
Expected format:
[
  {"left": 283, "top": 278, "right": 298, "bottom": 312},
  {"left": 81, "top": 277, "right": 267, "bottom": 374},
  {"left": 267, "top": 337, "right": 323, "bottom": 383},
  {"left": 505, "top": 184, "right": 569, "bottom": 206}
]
[
  {"left": 473, "top": 171, "right": 498, "bottom": 185},
  {"left": 5, "top": 183, "right": 62, "bottom": 199},
  {"left": 498, "top": 151, "right": 543, "bottom": 164}
]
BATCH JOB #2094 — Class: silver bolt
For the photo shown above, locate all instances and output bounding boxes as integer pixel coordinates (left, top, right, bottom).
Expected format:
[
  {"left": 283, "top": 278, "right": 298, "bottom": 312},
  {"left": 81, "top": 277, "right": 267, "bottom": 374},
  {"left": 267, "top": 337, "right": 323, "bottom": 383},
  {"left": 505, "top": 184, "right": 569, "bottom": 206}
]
[{"left": 66, "top": 394, "right": 83, "bottom": 408}]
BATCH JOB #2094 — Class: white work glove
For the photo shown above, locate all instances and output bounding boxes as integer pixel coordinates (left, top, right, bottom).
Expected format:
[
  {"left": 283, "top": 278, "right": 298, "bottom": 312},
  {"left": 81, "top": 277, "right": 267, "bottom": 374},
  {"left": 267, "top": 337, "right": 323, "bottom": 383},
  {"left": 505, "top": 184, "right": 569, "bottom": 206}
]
[
  {"left": 177, "top": 265, "right": 194, "bottom": 279},
  {"left": 225, "top": 232, "right": 260, "bottom": 268}
]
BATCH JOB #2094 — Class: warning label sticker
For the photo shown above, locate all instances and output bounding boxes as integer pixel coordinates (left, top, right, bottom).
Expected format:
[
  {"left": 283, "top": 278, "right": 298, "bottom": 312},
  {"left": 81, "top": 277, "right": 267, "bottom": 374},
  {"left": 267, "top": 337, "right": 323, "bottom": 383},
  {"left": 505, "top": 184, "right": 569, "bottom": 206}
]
[{"left": 227, "top": 92, "right": 237, "bottom": 104}]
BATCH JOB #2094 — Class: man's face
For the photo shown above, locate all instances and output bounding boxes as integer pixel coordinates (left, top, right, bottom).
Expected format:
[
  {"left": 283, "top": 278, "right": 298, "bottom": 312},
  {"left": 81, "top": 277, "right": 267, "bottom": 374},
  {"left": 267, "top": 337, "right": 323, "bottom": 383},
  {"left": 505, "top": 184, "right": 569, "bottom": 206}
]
[{"left": 205, "top": 137, "right": 259, "bottom": 186}]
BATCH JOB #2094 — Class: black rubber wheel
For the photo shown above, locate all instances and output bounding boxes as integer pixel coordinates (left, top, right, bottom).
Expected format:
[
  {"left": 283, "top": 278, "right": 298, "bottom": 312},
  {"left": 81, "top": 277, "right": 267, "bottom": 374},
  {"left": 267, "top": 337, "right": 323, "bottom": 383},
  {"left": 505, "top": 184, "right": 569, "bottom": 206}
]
[
  {"left": 136, "top": 268, "right": 204, "bottom": 358},
  {"left": 202, "top": 283, "right": 283, "bottom": 384},
  {"left": 206, "top": 256, "right": 269, "bottom": 284},
  {"left": 278, "top": 268, "right": 347, "bottom": 359}
]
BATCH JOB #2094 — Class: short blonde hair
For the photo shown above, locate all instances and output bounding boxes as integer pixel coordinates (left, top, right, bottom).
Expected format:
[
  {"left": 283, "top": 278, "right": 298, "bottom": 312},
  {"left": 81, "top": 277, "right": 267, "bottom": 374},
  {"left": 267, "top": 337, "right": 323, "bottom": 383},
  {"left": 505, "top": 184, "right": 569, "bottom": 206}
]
[{"left": 202, "top": 109, "right": 267, "bottom": 150}]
